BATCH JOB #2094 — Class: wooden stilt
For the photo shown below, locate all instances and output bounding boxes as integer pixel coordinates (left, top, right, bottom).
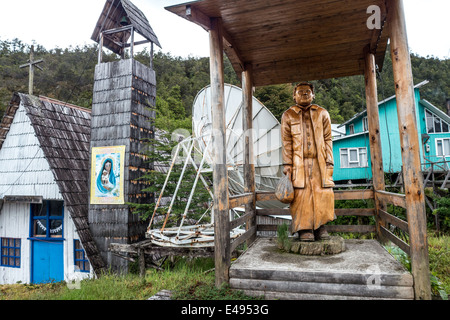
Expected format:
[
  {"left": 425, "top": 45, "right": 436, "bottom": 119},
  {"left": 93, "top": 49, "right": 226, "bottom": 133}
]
[
  {"left": 388, "top": 0, "right": 431, "bottom": 300},
  {"left": 364, "top": 51, "right": 386, "bottom": 241},
  {"left": 242, "top": 64, "right": 257, "bottom": 246},
  {"left": 209, "top": 17, "right": 230, "bottom": 288}
]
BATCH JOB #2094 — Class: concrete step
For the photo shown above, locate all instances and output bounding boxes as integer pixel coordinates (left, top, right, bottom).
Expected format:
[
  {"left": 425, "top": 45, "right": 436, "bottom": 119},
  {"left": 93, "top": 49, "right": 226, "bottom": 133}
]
[{"left": 229, "top": 238, "right": 414, "bottom": 300}]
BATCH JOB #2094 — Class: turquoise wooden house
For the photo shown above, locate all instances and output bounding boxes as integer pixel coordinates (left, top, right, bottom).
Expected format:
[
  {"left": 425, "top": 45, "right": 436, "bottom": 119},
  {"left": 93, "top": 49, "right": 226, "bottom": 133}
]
[{"left": 333, "top": 80, "right": 450, "bottom": 182}]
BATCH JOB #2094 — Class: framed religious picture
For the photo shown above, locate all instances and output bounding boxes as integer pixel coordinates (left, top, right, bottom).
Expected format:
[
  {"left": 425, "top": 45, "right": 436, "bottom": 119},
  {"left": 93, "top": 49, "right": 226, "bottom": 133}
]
[{"left": 90, "top": 145, "right": 125, "bottom": 204}]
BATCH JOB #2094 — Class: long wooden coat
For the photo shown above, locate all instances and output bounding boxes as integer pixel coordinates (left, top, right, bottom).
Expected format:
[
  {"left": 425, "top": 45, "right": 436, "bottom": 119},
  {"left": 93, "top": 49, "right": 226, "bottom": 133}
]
[{"left": 281, "top": 104, "right": 335, "bottom": 188}]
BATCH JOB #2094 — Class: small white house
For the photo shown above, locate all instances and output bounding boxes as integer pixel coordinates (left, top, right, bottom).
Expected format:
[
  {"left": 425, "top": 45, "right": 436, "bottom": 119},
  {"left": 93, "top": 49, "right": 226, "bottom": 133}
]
[{"left": 0, "top": 93, "right": 104, "bottom": 284}]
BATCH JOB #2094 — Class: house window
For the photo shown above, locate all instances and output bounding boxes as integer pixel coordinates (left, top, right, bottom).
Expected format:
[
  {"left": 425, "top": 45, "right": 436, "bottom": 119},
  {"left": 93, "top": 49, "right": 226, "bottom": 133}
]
[
  {"left": 363, "top": 117, "right": 369, "bottom": 131},
  {"left": 74, "top": 240, "right": 90, "bottom": 273},
  {"left": 349, "top": 124, "right": 355, "bottom": 135},
  {"left": 30, "top": 201, "right": 64, "bottom": 238},
  {"left": 436, "top": 138, "right": 450, "bottom": 157},
  {"left": 1, "top": 238, "right": 21, "bottom": 268},
  {"left": 340, "top": 148, "right": 368, "bottom": 168},
  {"left": 426, "top": 110, "right": 450, "bottom": 133}
]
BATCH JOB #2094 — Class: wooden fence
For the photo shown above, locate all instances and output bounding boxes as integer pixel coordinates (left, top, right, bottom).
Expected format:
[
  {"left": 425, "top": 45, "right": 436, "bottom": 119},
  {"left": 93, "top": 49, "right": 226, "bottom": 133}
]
[{"left": 226, "top": 189, "right": 412, "bottom": 256}]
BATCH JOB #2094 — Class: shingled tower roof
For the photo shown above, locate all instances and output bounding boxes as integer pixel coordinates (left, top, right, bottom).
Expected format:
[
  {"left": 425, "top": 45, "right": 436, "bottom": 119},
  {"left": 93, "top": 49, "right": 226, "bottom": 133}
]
[{"left": 91, "top": 0, "right": 161, "bottom": 56}]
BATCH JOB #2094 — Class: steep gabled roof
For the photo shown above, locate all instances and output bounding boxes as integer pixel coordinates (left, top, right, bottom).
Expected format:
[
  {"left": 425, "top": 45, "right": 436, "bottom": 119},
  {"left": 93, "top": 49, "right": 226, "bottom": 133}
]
[
  {"left": 91, "top": 0, "right": 161, "bottom": 55},
  {"left": 0, "top": 93, "right": 105, "bottom": 275}
]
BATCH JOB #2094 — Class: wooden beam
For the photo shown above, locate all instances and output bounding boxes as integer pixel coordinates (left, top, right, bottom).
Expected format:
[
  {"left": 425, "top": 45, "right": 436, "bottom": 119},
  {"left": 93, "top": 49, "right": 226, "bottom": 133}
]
[
  {"left": 380, "top": 226, "right": 411, "bottom": 256},
  {"left": 242, "top": 63, "right": 256, "bottom": 245},
  {"left": 364, "top": 49, "right": 387, "bottom": 241},
  {"left": 334, "top": 189, "right": 374, "bottom": 200},
  {"left": 256, "top": 208, "right": 375, "bottom": 217},
  {"left": 376, "top": 190, "right": 406, "bottom": 208},
  {"left": 379, "top": 209, "right": 409, "bottom": 233},
  {"left": 228, "top": 193, "right": 253, "bottom": 209},
  {"left": 185, "top": 5, "right": 245, "bottom": 72},
  {"left": 230, "top": 226, "right": 257, "bottom": 253},
  {"left": 388, "top": 0, "right": 430, "bottom": 300},
  {"left": 255, "top": 190, "right": 375, "bottom": 202},
  {"left": 209, "top": 17, "right": 230, "bottom": 288}
]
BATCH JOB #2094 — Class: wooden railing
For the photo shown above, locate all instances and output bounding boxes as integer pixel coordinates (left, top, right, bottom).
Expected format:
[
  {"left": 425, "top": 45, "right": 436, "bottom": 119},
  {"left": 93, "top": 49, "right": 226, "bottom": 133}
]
[
  {"left": 254, "top": 189, "right": 377, "bottom": 234},
  {"left": 227, "top": 188, "right": 412, "bottom": 258},
  {"left": 375, "top": 190, "right": 410, "bottom": 256}
]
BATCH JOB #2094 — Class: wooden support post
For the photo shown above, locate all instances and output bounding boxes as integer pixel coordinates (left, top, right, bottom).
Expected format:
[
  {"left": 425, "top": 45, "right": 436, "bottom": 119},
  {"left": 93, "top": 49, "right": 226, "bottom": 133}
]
[
  {"left": 138, "top": 248, "right": 145, "bottom": 277},
  {"left": 242, "top": 63, "right": 256, "bottom": 246},
  {"left": 364, "top": 51, "right": 387, "bottom": 241},
  {"left": 209, "top": 17, "right": 230, "bottom": 288},
  {"left": 98, "top": 33, "right": 104, "bottom": 64},
  {"left": 388, "top": 0, "right": 431, "bottom": 300}
]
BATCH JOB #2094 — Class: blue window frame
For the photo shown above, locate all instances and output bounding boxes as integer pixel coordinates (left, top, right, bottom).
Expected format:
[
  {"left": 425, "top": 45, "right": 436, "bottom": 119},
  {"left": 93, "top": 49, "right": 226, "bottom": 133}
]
[
  {"left": 30, "top": 201, "right": 64, "bottom": 239},
  {"left": 74, "top": 240, "right": 90, "bottom": 272},
  {"left": 1, "top": 238, "right": 21, "bottom": 268}
]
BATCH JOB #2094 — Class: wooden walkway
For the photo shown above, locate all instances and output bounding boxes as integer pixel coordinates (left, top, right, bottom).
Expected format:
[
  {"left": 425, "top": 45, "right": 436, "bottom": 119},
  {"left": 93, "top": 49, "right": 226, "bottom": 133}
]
[{"left": 229, "top": 238, "right": 414, "bottom": 300}]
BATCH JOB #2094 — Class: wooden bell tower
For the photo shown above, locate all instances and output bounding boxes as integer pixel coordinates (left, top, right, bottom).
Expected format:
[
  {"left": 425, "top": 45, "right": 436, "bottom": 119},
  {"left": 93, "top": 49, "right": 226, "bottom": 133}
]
[{"left": 88, "top": 0, "right": 161, "bottom": 272}]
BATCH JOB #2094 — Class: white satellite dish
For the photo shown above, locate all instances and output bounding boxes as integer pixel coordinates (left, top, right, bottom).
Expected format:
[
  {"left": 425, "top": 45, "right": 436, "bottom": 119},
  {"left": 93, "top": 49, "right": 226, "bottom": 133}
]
[
  {"left": 192, "top": 84, "right": 285, "bottom": 208},
  {"left": 146, "top": 84, "right": 286, "bottom": 247}
]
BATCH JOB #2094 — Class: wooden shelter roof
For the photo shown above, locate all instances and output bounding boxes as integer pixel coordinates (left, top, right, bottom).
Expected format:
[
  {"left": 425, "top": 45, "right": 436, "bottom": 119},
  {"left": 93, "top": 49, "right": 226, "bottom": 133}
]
[
  {"left": 166, "top": 0, "right": 390, "bottom": 86},
  {"left": 91, "top": 0, "right": 161, "bottom": 55}
]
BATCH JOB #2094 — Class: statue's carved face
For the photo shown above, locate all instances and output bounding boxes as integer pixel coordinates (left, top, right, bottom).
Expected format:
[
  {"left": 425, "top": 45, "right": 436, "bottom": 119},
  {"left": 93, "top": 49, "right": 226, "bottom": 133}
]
[{"left": 294, "top": 85, "right": 315, "bottom": 106}]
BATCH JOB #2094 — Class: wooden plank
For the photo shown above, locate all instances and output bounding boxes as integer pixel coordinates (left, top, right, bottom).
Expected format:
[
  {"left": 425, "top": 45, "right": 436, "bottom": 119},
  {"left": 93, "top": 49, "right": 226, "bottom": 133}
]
[
  {"left": 379, "top": 209, "right": 409, "bottom": 233},
  {"left": 380, "top": 226, "right": 410, "bottom": 256},
  {"left": 388, "top": 0, "right": 430, "bottom": 300},
  {"left": 230, "top": 211, "right": 254, "bottom": 230},
  {"left": 230, "top": 268, "right": 413, "bottom": 287},
  {"left": 256, "top": 208, "right": 374, "bottom": 217},
  {"left": 364, "top": 50, "right": 387, "bottom": 239},
  {"left": 257, "top": 224, "right": 376, "bottom": 234},
  {"left": 229, "top": 278, "right": 413, "bottom": 300},
  {"left": 242, "top": 64, "right": 257, "bottom": 246},
  {"left": 209, "top": 17, "right": 230, "bottom": 288},
  {"left": 228, "top": 193, "right": 253, "bottom": 209},
  {"left": 256, "top": 190, "right": 375, "bottom": 202},
  {"left": 335, "top": 208, "right": 375, "bottom": 217},
  {"left": 256, "top": 192, "right": 277, "bottom": 202},
  {"left": 256, "top": 208, "right": 290, "bottom": 216},
  {"left": 376, "top": 190, "right": 406, "bottom": 208},
  {"left": 334, "top": 189, "right": 374, "bottom": 200},
  {"left": 230, "top": 226, "right": 257, "bottom": 253}
]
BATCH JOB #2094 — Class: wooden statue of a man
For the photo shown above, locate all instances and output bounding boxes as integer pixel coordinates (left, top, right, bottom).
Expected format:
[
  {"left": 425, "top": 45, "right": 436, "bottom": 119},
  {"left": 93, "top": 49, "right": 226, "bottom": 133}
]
[{"left": 281, "top": 82, "right": 335, "bottom": 241}]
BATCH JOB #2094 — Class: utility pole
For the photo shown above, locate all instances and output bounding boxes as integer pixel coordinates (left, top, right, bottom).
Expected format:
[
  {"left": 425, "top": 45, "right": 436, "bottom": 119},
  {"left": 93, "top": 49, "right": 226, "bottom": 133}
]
[{"left": 20, "top": 45, "right": 43, "bottom": 95}]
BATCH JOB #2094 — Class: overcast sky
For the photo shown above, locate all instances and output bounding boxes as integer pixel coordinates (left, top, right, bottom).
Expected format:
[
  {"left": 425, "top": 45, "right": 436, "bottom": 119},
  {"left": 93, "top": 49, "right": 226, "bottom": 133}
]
[{"left": 0, "top": 0, "right": 448, "bottom": 59}]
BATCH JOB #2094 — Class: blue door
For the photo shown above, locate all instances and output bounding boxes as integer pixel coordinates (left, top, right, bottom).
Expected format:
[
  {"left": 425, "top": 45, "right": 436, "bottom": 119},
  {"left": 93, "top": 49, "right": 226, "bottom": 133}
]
[
  {"left": 32, "top": 240, "right": 64, "bottom": 283},
  {"left": 30, "top": 200, "right": 65, "bottom": 284}
]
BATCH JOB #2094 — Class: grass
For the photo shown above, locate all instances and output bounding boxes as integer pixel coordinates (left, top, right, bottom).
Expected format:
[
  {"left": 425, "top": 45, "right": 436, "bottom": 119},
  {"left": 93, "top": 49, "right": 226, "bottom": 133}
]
[
  {"left": 0, "top": 233, "right": 448, "bottom": 300},
  {"left": 0, "top": 257, "right": 259, "bottom": 300},
  {"left": 384, "top": 231, "right": 449, "bottom": 300}
]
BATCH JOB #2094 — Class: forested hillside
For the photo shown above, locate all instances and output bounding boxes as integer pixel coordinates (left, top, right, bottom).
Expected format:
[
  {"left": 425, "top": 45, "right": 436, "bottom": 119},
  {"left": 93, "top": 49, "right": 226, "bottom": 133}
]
[{"left": 1, "top": 38, "right": 448, "bottom": 132}]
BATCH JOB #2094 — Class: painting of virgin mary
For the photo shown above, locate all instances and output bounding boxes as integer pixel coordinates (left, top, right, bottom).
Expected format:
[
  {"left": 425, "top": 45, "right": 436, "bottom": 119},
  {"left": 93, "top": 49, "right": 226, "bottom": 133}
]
[
  {"left": 96, "top": 158, "right": 117, "bottom": 195},
  {"left": 90, "top": 146, "right": 125, "bottom": 204}
]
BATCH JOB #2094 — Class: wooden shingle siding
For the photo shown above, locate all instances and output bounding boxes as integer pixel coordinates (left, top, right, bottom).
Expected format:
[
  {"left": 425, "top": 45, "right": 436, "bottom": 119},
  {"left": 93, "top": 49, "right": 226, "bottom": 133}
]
[{"left": 89, "top": 58, "right": 155, "bottom": 272}]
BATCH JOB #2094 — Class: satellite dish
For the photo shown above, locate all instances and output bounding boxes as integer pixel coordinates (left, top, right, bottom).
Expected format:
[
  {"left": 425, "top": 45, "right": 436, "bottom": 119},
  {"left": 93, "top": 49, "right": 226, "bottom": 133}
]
[
  {"left": 146, "top": 84, "right": 287, "bottom": 247},
  {"left": 192, "top": 84, "right": 286, "bottom": 208}
]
